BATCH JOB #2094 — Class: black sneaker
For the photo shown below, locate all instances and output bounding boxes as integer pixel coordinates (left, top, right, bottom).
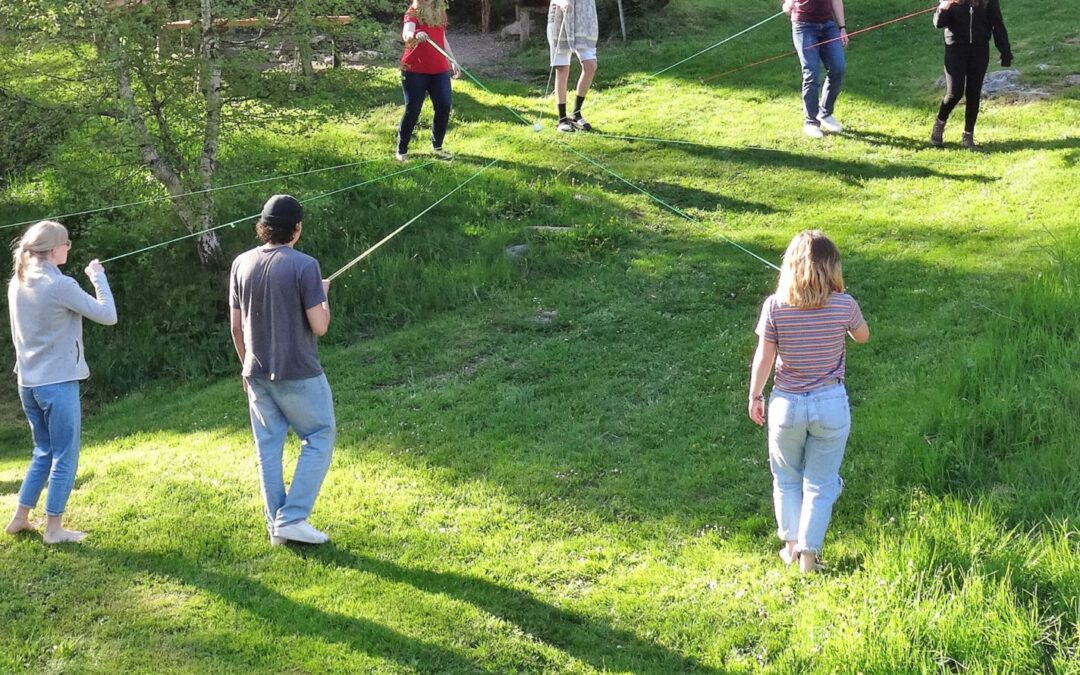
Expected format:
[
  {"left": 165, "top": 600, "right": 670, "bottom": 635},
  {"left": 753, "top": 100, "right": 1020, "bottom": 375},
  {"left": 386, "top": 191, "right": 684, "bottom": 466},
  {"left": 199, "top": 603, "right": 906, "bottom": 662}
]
[{"left": 557, "top": 117, "right": 576, "bottom": 133}]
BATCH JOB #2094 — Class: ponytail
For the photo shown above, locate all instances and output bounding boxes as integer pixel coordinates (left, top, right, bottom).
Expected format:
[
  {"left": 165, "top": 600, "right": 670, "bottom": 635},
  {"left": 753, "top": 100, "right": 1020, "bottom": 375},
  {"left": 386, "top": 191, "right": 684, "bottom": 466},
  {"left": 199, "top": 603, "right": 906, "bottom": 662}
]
[
  {"left": 12, "top": 245, "right": 30, "bottom": 285},
  {"left": 10, "top": 221, "right": 69, "bottom": 286}
]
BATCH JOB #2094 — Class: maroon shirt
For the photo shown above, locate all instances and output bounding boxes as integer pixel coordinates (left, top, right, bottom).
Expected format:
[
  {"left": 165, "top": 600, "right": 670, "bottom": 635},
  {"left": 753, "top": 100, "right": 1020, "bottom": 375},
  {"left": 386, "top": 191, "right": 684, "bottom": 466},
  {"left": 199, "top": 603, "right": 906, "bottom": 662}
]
[{"left": 790, "top": 0, "right": 835, "bottom": 24}]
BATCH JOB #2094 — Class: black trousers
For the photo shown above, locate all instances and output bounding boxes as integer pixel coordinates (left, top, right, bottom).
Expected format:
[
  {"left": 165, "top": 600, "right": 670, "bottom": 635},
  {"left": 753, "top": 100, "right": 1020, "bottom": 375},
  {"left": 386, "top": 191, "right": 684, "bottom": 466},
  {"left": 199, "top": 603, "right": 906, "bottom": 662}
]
[
  {"left": 397, "top": 70, "right": 453, "bottom": 154},
  {"left": 937, "top": 42, "right": 990, "bottom": 133}
]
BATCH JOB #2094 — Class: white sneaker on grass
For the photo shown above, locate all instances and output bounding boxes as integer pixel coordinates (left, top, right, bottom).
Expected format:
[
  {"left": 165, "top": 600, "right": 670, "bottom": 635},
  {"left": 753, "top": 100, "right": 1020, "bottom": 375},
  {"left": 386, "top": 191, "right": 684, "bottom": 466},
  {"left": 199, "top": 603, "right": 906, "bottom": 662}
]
[
  {"left": 394, "top": 152, "right": 409, "bottom": 162},
  {"left": 274, "top": 520, "right": 329, "bottom": 544},
  {"left": 817, "top": 114, "right": 843, "bottom": 133},
  {"left": 270, "top": 533, "right": 287, "bottom": 546},
  {"left": 570, "top": 115, "right": 592, "bottom": 132},
  {"left": 803, "top": 122, "right": 824, "bottom": 139}
]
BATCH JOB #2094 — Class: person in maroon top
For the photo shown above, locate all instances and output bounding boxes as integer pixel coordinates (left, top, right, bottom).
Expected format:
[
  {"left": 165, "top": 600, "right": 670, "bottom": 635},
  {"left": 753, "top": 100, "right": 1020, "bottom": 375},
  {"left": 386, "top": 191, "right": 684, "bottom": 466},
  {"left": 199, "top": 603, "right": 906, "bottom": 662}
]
[
  {"left": 782, "top": 0, "right": 849, "bottom": 138},
  {"left": 397, "top": 0, "right": 461, "bottom": 161}
]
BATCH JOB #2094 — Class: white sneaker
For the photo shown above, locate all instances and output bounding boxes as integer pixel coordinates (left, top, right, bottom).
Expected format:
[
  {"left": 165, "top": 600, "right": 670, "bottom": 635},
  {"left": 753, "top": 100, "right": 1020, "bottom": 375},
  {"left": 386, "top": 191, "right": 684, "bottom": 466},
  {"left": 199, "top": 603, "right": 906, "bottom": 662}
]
[
  {"left": 394, "top": 152, "right": 409, "bottom": 162},
  {"left": 270, "top": 533, "right": 287, "bottom": 546},
  {"left": 432, "top": 147, "right": 454, "bottom": 161},
  {"left": 817, "top": 114, "right": 843, "bottom": 133},
  {"left": 570, "top": 115, "right": 592, "bottom": 131},
  {"left": 274, "top": 520, "right": 329, "bottom": 544},
  {"left": 557, "top": 118, "right": 576, "bottom": 133},
  {"left": 803, "top": 122, "right": 824, "bottom": 139}
]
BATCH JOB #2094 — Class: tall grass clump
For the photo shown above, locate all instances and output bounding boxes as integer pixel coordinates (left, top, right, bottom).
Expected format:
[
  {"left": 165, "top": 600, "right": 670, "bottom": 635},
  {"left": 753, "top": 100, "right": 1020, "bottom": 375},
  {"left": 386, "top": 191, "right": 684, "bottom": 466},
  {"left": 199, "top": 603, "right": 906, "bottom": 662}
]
[
  {"left": 775, "top": 497, "right": 1079, "bottom": 672},
  {"left": 911, "top": 242, "right": 1080, "bottom": 525}
]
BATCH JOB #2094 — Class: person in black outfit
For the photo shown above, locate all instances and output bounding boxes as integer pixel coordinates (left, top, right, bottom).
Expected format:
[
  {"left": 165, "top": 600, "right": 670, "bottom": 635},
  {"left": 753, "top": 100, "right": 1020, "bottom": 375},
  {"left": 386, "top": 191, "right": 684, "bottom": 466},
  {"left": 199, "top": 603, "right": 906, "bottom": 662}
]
[{"left": 930, "top": 0, "right": 1012, "bottom": 150}]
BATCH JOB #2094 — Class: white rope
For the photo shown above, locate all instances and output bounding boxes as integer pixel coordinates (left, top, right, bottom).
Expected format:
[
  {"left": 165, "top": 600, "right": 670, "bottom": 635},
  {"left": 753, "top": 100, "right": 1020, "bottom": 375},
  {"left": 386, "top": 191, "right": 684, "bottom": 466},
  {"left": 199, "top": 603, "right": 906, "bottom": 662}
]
[
  {"left": 647, "top": 11, "right": 785, "bottom": 80},
  {"left": 100, "top": 163, "right": 432, "bottom": 264},
  {"left": 1, "top": 158, "right": 385, "bottom": 231},
  {"left": 327, "top": 159, "right": 498, "bottom": 282}
]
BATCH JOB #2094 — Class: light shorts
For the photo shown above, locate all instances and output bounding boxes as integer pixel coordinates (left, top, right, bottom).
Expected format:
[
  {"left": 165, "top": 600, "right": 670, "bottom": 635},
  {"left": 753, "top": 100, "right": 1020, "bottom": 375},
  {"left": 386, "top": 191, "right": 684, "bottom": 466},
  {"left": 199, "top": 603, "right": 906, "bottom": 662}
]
[
  {"left": 549, "top": 46, "right": 598, "bottom": 67},
  {"left": 547, "top": 18, "right": 597, "bottom": 67}
]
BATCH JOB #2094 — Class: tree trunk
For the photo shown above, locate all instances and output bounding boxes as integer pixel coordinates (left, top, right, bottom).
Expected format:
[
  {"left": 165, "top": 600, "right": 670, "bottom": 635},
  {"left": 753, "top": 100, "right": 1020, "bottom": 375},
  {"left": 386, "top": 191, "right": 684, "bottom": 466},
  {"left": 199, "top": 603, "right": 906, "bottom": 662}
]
[
  {"left": 482, "top": 0, "right": 491, "bottom": 33},
  {"left": 197, "top": 0, "right": 224, "bottom": 263},
  {"left": 108, "top": 29, "right": 223, "bottom": 264},
  {"left": 298, "top": 39, "right": 315, "bottom": 77}
]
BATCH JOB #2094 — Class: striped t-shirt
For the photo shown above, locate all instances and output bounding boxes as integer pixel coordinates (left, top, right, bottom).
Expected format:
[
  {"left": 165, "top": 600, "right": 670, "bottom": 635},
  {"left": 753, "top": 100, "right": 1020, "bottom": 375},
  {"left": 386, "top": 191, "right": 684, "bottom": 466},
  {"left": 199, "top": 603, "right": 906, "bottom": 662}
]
[{"left": 755, "top": 292, "right": 864, "bottom": 394}]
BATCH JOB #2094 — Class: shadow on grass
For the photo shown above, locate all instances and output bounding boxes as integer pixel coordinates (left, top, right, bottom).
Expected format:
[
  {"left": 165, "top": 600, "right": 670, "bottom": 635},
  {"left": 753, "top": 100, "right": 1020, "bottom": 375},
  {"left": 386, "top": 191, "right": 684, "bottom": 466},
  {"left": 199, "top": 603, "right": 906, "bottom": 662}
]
[
  {"left": 452, "top": 151, "right": 781, "bottom": 215},
  {"left": 844, "top": 129, "right": 1080, "bottom": 155},
  {"left": 82, "top": 546, "right": 490, "bottom": 672},
  {"left": 573, "top": 133, "right": 995, "bottom": 185},
  {"left": 321, "top": 228, "right": 1004, "bottom": 526},
  {"left": 303, "top": 543, "right": 716, "bottom": 673},
  {"left": 80, "top": 542, "right": 712, "bottom": 673}
]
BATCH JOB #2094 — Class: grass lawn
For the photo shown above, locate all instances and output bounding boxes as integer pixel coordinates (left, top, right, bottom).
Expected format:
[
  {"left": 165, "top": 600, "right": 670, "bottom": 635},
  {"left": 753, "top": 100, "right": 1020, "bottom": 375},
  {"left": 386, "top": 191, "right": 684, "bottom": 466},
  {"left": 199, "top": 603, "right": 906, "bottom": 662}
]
[{"left": 1, "top": 0, "right": 1078, "bottom": 671}]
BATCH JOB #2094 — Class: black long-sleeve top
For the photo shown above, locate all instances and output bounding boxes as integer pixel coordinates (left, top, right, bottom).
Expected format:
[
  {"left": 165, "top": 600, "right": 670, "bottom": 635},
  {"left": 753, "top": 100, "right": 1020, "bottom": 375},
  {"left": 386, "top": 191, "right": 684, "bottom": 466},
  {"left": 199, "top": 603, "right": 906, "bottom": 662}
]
[{"left": 934, "top": 0, "right": 1013, "bottom": 65}]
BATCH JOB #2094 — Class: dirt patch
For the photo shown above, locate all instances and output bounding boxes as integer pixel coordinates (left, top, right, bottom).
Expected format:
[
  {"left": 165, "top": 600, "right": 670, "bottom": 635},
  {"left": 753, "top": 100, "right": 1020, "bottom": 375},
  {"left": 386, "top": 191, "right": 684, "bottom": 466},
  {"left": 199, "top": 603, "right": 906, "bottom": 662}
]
[
  {"left": 451, "top": 30, "right": 532, "bottom": 81},
  {"left": 936, "top": 69, "right": 1049, "bottom": 101}
]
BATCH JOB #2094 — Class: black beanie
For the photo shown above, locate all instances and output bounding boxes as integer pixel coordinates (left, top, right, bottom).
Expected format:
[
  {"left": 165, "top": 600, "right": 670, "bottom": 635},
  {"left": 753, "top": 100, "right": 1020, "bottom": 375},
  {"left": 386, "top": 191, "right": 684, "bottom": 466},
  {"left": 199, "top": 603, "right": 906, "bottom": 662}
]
[{"left": 261, "top": 194, "right": 304, "bottom": 227}]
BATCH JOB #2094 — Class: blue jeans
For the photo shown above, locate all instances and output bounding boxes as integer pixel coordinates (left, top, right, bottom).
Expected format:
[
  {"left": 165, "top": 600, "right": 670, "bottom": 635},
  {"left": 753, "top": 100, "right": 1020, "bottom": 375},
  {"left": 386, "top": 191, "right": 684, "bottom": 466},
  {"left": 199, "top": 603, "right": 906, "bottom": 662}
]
[
  {"left": 17, "top": 381, "right": 82, "bottom": 517},
  {"left": 767, "top": 383, "right": 850, "bottom": 554},
  {"left": 397, "top": 70, "right": 453, "bottom": 154},
  {"left": 792, "top": 20, "right": 846, "bottom": 123},
  {"left": 246, "top": 374, "right": 336, "bottom": 533}
]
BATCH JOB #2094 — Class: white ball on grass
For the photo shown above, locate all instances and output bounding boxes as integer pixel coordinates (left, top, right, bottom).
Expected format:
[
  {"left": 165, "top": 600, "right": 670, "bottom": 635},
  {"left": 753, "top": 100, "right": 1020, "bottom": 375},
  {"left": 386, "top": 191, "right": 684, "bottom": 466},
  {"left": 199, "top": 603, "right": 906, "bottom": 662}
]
[{"left": 533, "top": 123, "right": 542, "bottom": 132}]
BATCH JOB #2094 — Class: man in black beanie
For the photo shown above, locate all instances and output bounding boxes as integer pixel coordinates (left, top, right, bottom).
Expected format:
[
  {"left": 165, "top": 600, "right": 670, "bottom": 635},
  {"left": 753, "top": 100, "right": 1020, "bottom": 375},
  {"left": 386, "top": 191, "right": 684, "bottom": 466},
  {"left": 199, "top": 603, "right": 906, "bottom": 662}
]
[{"left": 229, "top": 194, "right": 336, "bottom": 546}]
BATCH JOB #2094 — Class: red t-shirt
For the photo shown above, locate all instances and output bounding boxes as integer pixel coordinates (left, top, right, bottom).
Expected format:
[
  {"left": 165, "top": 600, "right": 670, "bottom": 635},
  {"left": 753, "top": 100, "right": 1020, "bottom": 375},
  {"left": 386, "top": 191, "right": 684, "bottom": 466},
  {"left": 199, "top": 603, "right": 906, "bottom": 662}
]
[{"left": 400, "top": 9, "right": 450, "bottom": 74}]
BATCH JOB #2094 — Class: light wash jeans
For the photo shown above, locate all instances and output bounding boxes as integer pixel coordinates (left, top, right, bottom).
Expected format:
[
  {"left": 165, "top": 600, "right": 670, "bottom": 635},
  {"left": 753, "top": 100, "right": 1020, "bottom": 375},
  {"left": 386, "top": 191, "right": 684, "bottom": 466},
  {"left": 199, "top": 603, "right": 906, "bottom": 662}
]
[
  {"left": 767, "top": 382, "right": 850, "bottom": 554},
  {"left": 17, "top": 381, "right": 82, "bottom": 517},
  {"left": 792, "top": 20, "right": 846, "bottom": 123},
  {"left": 246, "top": 374, "right": 336, "bottom": 534}
]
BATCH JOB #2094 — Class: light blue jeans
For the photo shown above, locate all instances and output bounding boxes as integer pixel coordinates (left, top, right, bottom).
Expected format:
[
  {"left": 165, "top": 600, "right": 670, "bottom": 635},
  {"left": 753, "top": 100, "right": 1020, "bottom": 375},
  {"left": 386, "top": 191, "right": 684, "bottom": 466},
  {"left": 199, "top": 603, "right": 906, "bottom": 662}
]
[
  {"left": 792, "top": 20, "right": 846, "bottom": 123},
  {"left": 17, "top": 381, "right": 82, "bottom": 517},
  {"left": 767, "top": 382, "right": 850, "bottom": 554},
  {"left": 246, "top": 374, "right": 336, "bottom": 534}
]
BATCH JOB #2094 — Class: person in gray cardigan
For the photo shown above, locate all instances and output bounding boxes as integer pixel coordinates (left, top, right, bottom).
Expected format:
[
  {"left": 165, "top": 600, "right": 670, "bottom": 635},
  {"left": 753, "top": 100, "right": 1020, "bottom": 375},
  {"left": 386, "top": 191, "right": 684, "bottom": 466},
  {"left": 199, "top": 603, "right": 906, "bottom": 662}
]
[{"left": 5, "top": 220, "right": 116, "bottom": 544}]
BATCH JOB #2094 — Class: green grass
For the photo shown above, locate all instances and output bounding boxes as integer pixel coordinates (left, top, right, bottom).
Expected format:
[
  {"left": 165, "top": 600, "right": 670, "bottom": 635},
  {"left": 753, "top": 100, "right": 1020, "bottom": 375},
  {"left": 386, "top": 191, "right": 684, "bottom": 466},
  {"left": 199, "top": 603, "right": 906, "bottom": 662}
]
[{"left": 1, "top": 0, "right": 1079, "bottom": 671}]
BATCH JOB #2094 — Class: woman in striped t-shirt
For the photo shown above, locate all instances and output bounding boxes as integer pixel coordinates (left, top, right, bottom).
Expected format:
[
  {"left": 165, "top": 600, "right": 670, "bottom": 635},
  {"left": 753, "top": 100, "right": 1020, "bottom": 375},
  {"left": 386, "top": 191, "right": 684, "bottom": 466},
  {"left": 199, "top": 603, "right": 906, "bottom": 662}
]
[{"left": 748, "top": 230, "right": 869, "bottom": 573}]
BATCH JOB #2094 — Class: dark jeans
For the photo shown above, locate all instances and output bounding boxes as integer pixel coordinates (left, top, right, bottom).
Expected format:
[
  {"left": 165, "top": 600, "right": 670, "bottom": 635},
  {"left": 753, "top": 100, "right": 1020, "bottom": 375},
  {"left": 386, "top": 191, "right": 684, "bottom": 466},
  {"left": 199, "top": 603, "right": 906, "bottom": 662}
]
[
  {"left": 792, "top": 20, "right": 846, "bottom": 123},
  {"left": 397, "top": 70, "right": 452, "bottom": 154},
  {"left": 937, "top": 42, "right": 990, "bottom": 133}
]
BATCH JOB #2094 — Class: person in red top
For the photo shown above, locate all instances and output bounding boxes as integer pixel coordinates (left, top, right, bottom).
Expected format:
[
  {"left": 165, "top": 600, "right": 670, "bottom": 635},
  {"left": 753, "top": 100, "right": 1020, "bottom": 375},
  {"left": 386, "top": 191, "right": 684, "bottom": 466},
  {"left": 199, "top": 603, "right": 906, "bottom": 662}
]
[{"left": 397, "top": 0, "right": 460, "bottom": 162}]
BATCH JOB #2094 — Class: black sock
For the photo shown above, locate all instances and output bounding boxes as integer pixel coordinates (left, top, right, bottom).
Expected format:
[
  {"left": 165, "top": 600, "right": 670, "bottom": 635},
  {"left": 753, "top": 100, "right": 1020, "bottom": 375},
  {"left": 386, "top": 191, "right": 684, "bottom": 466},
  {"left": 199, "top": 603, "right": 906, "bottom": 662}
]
[
  {"left": 573, "top": 95, "right": 585, "bottom": 117},
  {"left": 558, "top": 104, "right": 567, "bottom": 120}
]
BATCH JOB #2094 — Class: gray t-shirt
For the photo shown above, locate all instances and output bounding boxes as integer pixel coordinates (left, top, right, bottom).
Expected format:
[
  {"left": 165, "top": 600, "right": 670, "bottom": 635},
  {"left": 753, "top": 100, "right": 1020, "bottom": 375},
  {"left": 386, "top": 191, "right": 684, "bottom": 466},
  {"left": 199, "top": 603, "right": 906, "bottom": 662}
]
[{"left": 229, "top": 245, "right": 326, "bottom": 381}]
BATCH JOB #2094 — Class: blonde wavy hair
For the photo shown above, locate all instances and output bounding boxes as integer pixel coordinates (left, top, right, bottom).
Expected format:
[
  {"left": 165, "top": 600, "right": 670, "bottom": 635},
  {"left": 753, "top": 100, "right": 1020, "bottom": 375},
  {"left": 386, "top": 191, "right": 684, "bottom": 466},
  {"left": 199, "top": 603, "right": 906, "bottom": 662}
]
[
  {"left": 776, "top": 230, "right": 844, "bottom": 308},
  {"left": 412, "top": 0, "right": 448, "bottom": 27},
  {"left": 11, "top": 220, "right": 68, "bottom": 285}
]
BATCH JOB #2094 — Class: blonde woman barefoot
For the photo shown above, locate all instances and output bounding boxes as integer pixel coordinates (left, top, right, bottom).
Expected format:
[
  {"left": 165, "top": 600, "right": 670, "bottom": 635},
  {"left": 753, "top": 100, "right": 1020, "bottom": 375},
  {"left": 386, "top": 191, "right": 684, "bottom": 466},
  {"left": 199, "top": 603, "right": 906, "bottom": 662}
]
[
  {"left": 748, "top": 231, "right": 869, "bottom": 573},
  {"left": 6, "top": 221, "right": 116, "bottom": 544}
]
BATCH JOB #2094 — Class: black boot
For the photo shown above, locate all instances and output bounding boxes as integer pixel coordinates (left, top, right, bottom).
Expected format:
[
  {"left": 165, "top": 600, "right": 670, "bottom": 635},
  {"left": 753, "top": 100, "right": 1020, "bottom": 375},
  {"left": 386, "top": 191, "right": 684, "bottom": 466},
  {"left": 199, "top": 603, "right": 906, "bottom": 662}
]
[
  {"left": 961, "top": 131, "right": 979, "bottom": 151},
  {"left": 930, "top": 118, "right": 946, "bottom": 147}
]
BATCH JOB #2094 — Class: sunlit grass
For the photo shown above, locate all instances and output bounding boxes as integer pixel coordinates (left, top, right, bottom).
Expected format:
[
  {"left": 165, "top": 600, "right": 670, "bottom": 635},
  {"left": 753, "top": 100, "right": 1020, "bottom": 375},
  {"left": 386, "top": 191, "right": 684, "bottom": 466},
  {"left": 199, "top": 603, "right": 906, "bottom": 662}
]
[{"left": 1, "top": 0, "right": 1078, "bottom": 670}]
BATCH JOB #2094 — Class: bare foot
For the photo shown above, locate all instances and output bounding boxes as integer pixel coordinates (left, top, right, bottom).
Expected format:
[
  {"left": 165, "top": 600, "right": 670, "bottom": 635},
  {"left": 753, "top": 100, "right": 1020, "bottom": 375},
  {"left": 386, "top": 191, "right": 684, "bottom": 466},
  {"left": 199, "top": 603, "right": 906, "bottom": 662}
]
[
  {"left": 799, "top": 551, "right": 823, "bottom": 573},
  {"left": 5, "top": 518, "right": 36, "bottom": 535},
  {"left": 43, "top": 528, "right": 87, "bottom": 544}
]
